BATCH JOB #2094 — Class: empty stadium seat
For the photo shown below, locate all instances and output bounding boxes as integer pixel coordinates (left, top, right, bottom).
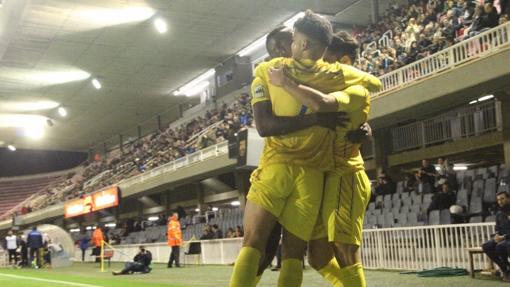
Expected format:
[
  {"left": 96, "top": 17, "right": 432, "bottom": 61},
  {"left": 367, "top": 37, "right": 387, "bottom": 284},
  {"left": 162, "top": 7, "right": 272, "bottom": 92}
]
[
  {"left": 485, "top": 215, "right": 496, "bottom": 222},
  {"left": 439, "top": 209, "right": 451, "bottom": 224},
  {"left": 407, "top": 212, "right": 418, "bottom": 226},
  {"left": 483, "top": 178, "right": 497, "bottom": 203},
  {"left": 456, "top": 189, "right": 469, "bottom": 208},
  {"left": 397, "top": 213, "right": 408, "bottom": 226},
  {"left": 368, "top": 202, "right": 375, "bottom": 211},
  {"left": 384, "top": 213, "right": 395, "bottom": 228},
  {"left": 469, "top": 192, "right": 483, "bottom": 214},
  {"left": 396, "top": 181, "right": 404, "bottom": 194},
  {"left": 429, "top": 210, "right": 440, "bottom": 225}
]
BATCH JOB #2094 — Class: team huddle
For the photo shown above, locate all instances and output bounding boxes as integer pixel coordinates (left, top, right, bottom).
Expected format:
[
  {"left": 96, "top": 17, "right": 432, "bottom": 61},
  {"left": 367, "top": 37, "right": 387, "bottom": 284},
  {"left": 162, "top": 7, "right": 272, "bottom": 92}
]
[{"left": 229, "top": 10, "right": 381, "bottom": 287}]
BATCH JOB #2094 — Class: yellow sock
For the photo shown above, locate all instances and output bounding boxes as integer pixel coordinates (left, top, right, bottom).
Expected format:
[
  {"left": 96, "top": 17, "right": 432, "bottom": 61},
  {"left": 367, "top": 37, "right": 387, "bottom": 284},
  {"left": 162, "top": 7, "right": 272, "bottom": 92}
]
[
  {"left": 255, "top": 275, "right": 262, "bottom": 285},
  {"left": 318, "top": 258, "right": 343, "bottom": 287},
  {"left": 338, "top": 263, "right": 366, "bottom": 287},
  {"left": 278, "top": 259, "right": 303, "bottom": 287},
  {"left": 229, "top": 247, "right": 261, "bottom": 287}
]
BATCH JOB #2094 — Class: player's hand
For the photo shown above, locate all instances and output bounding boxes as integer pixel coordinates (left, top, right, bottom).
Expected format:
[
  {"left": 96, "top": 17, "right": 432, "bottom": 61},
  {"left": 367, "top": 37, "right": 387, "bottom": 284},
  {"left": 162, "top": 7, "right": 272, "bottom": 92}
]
[
  {"left": 317, "top": 112, "right": 349, "bottom": 130},
  {"left": 268, "top": 67, "right": 286, "bottom": 86},
  {"left": 346, "top": 122, "right": 372, "bottom": 143}
]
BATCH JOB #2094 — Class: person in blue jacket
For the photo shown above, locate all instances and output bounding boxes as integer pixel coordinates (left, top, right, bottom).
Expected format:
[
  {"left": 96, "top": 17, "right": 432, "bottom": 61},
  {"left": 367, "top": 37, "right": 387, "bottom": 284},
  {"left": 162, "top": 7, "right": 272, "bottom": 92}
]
[
  {"left": 79, "top": 230, "right": 90, "bottom": 262},
  {"left": 27, "top": 226, "right": 43, "bottom": 268}
]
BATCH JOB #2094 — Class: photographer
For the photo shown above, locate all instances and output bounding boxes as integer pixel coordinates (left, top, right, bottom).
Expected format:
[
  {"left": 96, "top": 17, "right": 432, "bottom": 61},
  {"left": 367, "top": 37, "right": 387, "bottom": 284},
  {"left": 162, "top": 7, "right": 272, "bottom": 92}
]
[{"left": 112, "top": 246, "right": 152, "bottom": 275}]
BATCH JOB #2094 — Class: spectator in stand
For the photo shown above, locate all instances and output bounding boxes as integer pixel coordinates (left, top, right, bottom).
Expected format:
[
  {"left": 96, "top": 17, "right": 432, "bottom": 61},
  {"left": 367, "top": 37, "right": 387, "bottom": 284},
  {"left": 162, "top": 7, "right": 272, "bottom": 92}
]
[
  {"left": 427, "top": 183, "right": 456, "bottom": 215},
  {"left": 5, "top": 230, "right": 18, "bottom": 265},
  {"left": 212, "top": 224, "right": 223, "bottom": 239},
  {"left": 79, "top": 230, "right": 90, "bottom": 262},
  {"left": 200, "top": 225, "right": 214, "bottom": 240},
  {"left": 235, "top": 225, "right": 244, "bottom": 237},
  {"left": 375, "top": 171, "right": 397, "bottom": 196},
  {"left": 482, "top": 191, "right": 510, "bottom": 282},
  {"left": 437, "top": 157, "right": 458, "bottom": 189},
  {"left": 226, "top": 228, "right": 235, "bottom": 238},
  {"left": 420, "top": 159, "right": 437, "bottom": 192},
  {"left": 27, "top": 226, "right": 43, "bottom": 268},
  {"left": 167, "top": 213, "right": 182, "bottom": 268},
  {"left": 112, "top": 246, "right": 152, "bottom": 275}
]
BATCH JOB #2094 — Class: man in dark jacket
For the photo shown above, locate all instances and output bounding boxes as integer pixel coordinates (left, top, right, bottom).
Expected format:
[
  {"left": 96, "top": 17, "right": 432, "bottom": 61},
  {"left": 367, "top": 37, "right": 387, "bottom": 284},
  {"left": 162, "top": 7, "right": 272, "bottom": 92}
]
[
  {"left": 427, "top": 183, "right": 457, "bottom": 215},
  {"left": 27, "top": 227, "right": 43, "bottom": 268},
  {"left": 112, "top": 246, "right": 152, "bottom": 275},
  {"left": 482, "top": 191, "right": 510, "bottom": 282}
]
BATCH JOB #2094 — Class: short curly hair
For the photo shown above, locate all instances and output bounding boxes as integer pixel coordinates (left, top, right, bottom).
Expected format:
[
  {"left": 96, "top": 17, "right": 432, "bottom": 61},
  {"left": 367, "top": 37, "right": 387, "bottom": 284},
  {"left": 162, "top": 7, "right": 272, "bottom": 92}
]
[{"left": 293, "top": 10, "right": 333, "bottom": 46}]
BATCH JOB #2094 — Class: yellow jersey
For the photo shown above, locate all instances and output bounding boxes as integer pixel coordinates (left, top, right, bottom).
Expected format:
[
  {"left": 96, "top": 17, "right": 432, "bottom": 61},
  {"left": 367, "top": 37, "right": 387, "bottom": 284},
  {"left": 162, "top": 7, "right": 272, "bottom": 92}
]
[{"left": 251, "top": 57, "right": 378, "bottom": 170}]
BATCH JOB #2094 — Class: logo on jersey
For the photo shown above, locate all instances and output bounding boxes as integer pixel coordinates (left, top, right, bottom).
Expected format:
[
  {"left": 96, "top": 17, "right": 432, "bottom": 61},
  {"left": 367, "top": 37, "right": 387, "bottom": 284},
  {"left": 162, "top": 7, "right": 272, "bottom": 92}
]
[{"left": 253, "top": 85, "right": 265, "bottom": 99}]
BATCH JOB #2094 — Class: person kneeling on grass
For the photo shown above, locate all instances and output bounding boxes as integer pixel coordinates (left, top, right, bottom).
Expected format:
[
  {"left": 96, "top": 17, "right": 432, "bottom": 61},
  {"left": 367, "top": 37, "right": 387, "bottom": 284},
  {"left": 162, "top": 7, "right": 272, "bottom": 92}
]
[{"left": 112, "top": 246, "right": 152, "bottom": 275}]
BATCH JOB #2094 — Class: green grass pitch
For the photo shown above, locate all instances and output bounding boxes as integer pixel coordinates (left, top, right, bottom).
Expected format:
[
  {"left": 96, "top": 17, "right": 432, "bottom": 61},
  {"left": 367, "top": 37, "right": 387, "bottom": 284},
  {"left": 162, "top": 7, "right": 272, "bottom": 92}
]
[{"left": 0, "top": 262, "right": 505, "bottom": 287}]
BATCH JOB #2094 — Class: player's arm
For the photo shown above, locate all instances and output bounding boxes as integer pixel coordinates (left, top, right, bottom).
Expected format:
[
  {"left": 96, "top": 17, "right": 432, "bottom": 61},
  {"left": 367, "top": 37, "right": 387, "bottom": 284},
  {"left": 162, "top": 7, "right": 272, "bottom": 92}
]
[{"left": 252, "top": 70, "right": 345, "bottom": 137}]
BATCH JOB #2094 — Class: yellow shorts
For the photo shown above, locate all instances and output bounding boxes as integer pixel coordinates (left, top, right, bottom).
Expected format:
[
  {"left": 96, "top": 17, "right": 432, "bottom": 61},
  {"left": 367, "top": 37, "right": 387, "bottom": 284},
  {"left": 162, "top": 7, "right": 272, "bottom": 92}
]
[
  {"left": 313, "top": 170, "right": 371, "bottom": 246},
  {"left": 247, "top": 164, "right": 325, "bottom": 241}
]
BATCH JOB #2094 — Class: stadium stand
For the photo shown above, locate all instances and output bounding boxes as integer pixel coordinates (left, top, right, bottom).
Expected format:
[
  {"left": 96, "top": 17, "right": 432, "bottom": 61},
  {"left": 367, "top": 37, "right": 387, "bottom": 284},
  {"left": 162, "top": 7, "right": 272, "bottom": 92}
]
[
  {"left": 353, "top": 0, "right": 509, "bottom": 76},
  {"left": 364, "top": 163, "right": 507, "bottom": 229},
  {"left": 0, "top": 174, "right": 64, "bottom": 217}
]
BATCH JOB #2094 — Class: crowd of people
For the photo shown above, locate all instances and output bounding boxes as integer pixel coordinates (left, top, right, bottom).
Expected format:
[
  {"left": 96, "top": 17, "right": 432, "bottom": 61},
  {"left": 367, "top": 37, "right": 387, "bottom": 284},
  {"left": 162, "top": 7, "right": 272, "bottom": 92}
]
[
  {"left": 8, "top": 94, "right": 252, "bottom": 216},
  {"left": 199, "top": 224, "right": 244, "bottom": 240},
  {"left": 353, "top": 0, "right": 510, "bottom": 76}
]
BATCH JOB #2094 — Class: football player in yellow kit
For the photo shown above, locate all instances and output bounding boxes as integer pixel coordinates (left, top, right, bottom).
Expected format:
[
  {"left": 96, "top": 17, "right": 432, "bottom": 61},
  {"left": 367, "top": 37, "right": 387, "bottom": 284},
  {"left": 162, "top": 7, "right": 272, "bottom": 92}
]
[
  {"left": 229, "top": 11, "right": 378, "bottom": 287},
  {"left": 268, "top": 31, "right": 380, "bottom": 287}
]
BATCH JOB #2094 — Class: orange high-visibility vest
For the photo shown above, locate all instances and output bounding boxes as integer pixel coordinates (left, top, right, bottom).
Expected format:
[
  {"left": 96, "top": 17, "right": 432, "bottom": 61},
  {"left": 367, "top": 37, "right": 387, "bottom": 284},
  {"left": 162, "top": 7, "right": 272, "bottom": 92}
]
[
  {"left": 167, "top": 215, "right": 182, "bottom": 247},
  {"left": 92, "top": 228, "right": 104, "bottom": 247}
]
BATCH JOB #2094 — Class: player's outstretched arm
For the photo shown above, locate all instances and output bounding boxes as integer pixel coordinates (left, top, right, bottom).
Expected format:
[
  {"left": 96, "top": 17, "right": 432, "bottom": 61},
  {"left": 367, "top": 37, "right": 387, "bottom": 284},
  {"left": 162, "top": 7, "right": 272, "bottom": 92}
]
[{"left": 252, "top": 101, "right": 338, "bottom": 137}]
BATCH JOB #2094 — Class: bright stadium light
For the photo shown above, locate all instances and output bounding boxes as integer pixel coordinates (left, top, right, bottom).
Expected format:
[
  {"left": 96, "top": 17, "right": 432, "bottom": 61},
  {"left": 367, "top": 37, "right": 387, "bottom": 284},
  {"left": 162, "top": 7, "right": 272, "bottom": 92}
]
[
  {"left": 105, "top": 223, "right": 117, "bottom": 228},
  {"left": 195, "top": 208, "right": 200, "bottom": 212},
  {"left": 173, "top": 69, "right": 215, "bottom": 96},
  {"left": 469, "top": 100, "right": 478, "bottom": 105},
  {"left": 212, "top": 207, "right": 219, "bottom": 212},
  {"left": 69, "top": 228, "right": 80, "bottom": 233},
  {"left": 478, "top": 94, "right": 494, "bottom": 102},
  {"left": 148, "top": 216, "right": 159, "bottom": 221},
  {"left": 7, "top": 144, "right": 16, "bottom": 151},
  {"left": 58, "top": 106, "right": 67, "bottom": 117},
  {"left": 453, "top": 165, "right": 468, "bottom": 171},
  {"left": 153, "top": 17, "right": 168, "bottom": 33},
  {"left": 92, "top": 78, "right": 102, "bottom": 90},
  {"left": 230, "top": 201, "right": 241, "bottom": 206},
  {"left": 24, "top": 126, "right": 44, "bottom": 140},
  {"left": 0, "top": 100, "right": 60, "bottom": 112},
  {"left": 86, "top": 226, "right": 93, "bottom": 230}
]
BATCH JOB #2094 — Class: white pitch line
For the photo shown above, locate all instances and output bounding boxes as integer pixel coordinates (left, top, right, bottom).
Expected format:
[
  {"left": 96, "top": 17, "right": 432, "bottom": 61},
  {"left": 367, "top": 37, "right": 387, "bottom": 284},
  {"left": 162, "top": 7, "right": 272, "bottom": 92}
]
[{"left": 0, "top": 273, "right": 103, "bottom": 287}]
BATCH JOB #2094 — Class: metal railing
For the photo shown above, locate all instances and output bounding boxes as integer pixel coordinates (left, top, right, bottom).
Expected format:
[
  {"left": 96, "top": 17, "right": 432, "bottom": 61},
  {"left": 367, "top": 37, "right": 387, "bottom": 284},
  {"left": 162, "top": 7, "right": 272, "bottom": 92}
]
[
  {"left": 374, "top": 21, "right": 510, "bottom": 97},
  {"left": 118, "top": 141, "right": 229, "bottom": 188},
  {"left": 362, "top": 223, "right": 494, "bottom": 271},
  {"left": 391, "top": 100, "right": 500, "bottom": 152}
]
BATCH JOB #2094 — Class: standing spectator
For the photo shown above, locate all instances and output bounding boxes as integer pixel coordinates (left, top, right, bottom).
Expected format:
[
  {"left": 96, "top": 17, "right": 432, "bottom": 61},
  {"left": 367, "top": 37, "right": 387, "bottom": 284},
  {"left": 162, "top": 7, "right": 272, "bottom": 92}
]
[
  {"left": 482, "top": 191, "right": 510, "bottom": 282},
  {"left": 27, "top": 226, "right": 43, "bottom": 268},
  {"left": 91, "top": 226, "right": 104, "bottom": 257},
  {"left": 167, "top": 213, "right": 182, "bottom": 268},
  {"left": 420, "top": 159, "right": 437, "bottom": 192},
  {"left": 79, "top": 231, "right": 90, "bottom": 262},
  {"left": 5, "top": 230, "right": 18, "bottom": 265}
]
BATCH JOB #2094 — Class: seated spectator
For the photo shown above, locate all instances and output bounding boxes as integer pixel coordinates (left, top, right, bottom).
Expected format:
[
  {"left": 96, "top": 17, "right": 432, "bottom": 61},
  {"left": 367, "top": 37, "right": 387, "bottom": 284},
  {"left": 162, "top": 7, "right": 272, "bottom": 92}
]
[
  {"left": 225, "top": 228, "right": 235, "bottom": 238},
  {"left": 482, "top": 191, "right": 510, "bottom": 282},
  {"left": 212, "top": 224, "right": 223, "bottom": 239},
  {"left": 427, "top": 183, "right": 456, "bottom": 215},
  {"left": 112, "top": 246, "right": 152, "bottom": 275},
  {"left": 235, "top": 226, "right": 244, "bottom": 238},
  {"left": 375, "top": 173, "right": 396, "bottom": 196},
  {"left": 200, "top": 225, "right": 214, "bottom": 240}
]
